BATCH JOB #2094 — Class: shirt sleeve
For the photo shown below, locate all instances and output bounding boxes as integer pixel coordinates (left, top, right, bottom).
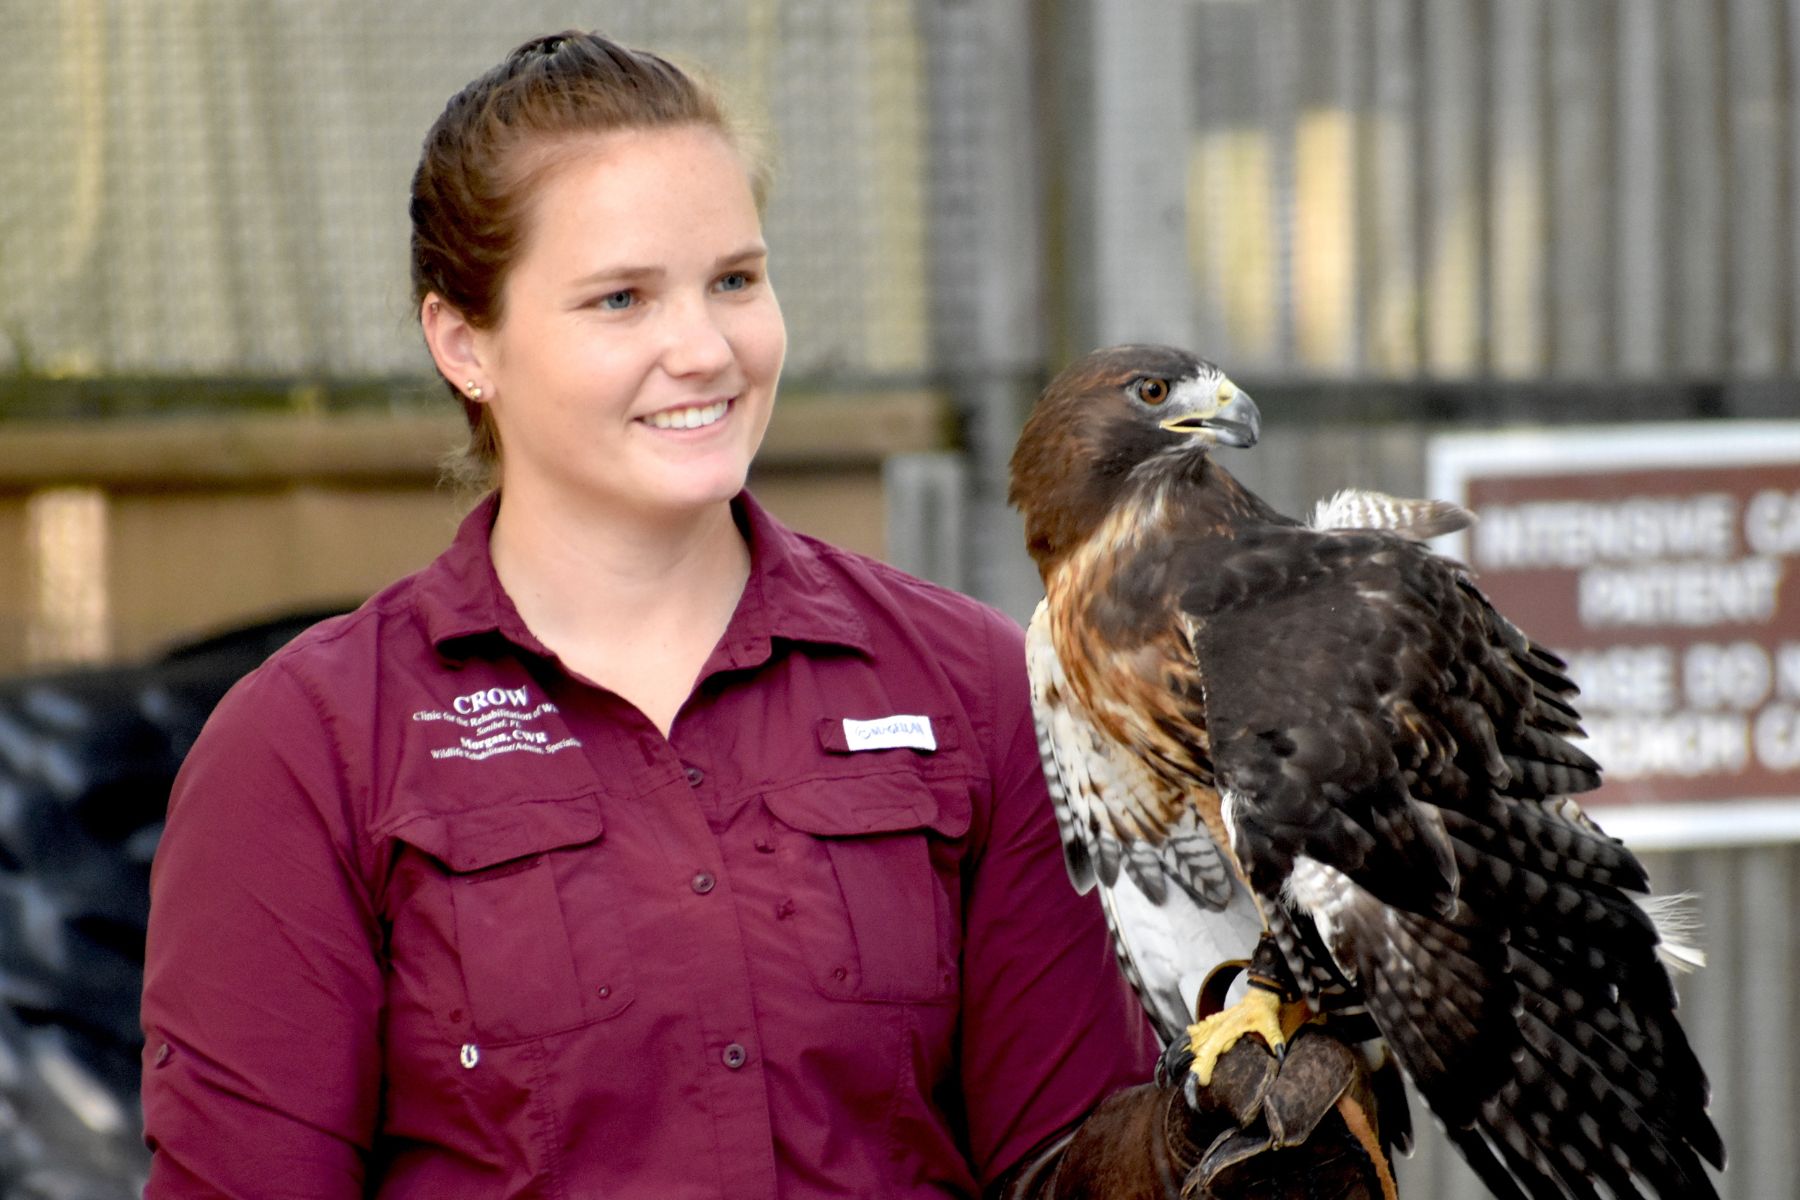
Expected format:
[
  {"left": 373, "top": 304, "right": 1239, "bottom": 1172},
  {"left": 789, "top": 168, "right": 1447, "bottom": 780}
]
[
  {"left": 141, "top": 661, "right": 382, "bottom": 1198},
  {"left": 957, "top": 612, "right": 1160, "bottom": 1185}
]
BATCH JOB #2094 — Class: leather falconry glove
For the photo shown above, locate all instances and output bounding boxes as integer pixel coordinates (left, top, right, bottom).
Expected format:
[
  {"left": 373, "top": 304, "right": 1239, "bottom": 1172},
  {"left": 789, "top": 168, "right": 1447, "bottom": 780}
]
[
  {"left": 992, "top": 1032, "right": 1398, "bottom": 1200},
  {"left": 991, "top": 960, "right": 1402, "bottom": 1200}
]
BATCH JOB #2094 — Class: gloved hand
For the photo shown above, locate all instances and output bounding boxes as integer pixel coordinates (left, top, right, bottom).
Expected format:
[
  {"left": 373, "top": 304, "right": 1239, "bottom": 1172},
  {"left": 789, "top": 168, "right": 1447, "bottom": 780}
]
[{"left": 991, "top": 1023, "right": 1401, "bottom": 1200}]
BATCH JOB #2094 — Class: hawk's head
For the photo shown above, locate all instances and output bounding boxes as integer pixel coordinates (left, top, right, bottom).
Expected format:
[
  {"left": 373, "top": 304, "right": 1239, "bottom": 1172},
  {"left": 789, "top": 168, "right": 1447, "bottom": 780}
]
[{"left": 1009, "top": 344, "right": 1259, "bottom": 571}]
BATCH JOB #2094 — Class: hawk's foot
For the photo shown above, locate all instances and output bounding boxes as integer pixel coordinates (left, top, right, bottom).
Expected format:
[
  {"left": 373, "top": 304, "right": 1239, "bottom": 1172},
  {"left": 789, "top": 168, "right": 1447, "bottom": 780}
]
[{"left": 1185, "top": 984, "right": 1287, "bottom": 1088}]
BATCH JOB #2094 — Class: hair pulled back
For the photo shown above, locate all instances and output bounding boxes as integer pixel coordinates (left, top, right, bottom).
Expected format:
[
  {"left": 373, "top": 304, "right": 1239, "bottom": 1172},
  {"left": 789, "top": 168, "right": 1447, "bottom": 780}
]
[{"left": 410, "top": 31, "right": 760, "bottom": 471}]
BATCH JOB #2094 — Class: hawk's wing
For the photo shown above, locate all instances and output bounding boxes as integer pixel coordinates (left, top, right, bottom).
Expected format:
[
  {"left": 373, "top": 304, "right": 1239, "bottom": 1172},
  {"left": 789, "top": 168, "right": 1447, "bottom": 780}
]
[
  {"left": 1184, "top": 523, "right": 1722, "bottom": 1200},
  {"left": 1021, "top": 491, "right": 1472, "bottom": 1045},
  {"left": 1025, "top": 602, "right": 1261, "bottom": 1044}
]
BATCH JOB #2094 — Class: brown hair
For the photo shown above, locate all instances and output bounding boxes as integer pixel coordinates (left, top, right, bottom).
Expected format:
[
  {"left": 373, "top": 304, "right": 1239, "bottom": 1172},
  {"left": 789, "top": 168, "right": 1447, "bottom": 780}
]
[{"left": 409, "top": 31, "right": 765, "bottom": 478}]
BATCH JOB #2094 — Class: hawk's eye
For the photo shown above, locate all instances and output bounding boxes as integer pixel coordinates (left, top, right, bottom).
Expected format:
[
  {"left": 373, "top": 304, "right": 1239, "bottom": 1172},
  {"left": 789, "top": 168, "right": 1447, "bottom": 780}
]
[{"left": 1131, "top": 377, "right": 1170, "bottom": 406}]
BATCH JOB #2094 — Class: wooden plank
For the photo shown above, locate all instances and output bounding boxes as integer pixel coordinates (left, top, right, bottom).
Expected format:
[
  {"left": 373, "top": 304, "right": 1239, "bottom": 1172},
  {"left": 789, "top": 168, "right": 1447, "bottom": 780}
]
[
  {"left": 1726, "top": 0, "right": 1786, "bottom": 373},
  {"left": 1259, "top": 0, "right": 1301, "bottom": 369},
  {"left": 1185, "top": 0, "right": 1233, "bottom": 363},
  {"left": 761, "top": 389, "right": 951, "bottom": 464},
  {"left": 1331, "top": 0, "right": 1369, "bottom": 375},
  {"left": 860, "top": 0, "right": 931, "bottom": 376},
  {"left": 0, "top": 391, "right": 951, "bottom": 490},
  {"left": 1087, "top": 0, "right": 1199, "bottom": 349},
  {"left": 1666, "top": 0, "right": 1728, "bottom": 374},
  {"left": 1488, "top": 0, "right": 1547, "bottom": 377},
  {"left": 1187, "top": 1, "right": 1276, "bottom": 365},
  {"left": 0, "top": 499, "right": 31, "bottom": 672},
  {"left": 1362, "top": 0, "right": 1422, "bottom": 375},
  {"left": 1684, "top": 847, "right": 1741, "bottom": 1198},
  {"left": 1737, "top": 845, "right": 1795, "bottom": 1196},
  {"left": 0, "top": 414, "right": 463, "bottom": 489},
  {"left": 1420, "top": 0, "right": 1484, "bottom": 376},
  {"left": 104, "top": 487, "right": 465, "bottom": 660},
  {"left": 1792, "top": 0, "right": 1800, "bottom": 372},
  {"left": 1547, "top": 1, "right": 1612, "bottom": 376},
  {"left": 748, "top": 469, "right": 889, "bottom": 564},
  {"left": 94, "top": 467, "right": 894, "bottom": 664},
  {"left": 1293, "top": 0, "right": 1362, "bottom": 372},
  {"left": 1615, "top": 0, "right": 1667, "bottom": 376}
]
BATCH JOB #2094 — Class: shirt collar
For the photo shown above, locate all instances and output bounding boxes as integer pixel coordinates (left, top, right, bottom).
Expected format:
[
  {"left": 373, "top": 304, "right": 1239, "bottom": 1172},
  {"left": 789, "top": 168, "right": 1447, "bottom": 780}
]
[{"left": 415, "top": 490, "right": 873, "bottom": 662}]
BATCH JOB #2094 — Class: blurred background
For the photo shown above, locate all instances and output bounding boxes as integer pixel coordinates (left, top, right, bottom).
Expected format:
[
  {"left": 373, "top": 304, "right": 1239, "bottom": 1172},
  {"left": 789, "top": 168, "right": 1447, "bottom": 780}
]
[{"left": 0, "top": 1, "right": 1794, "bottom": 1196}]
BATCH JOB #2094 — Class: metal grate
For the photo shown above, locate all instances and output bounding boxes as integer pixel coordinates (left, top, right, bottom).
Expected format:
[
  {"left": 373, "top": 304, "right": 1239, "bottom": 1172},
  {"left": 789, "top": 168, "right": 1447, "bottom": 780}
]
[
  {"left": 0, "top": 0, "right": 931, "bottom": 390},
  {"left": 1075, "top": 0, "right": 1800, "bottom": 387}
]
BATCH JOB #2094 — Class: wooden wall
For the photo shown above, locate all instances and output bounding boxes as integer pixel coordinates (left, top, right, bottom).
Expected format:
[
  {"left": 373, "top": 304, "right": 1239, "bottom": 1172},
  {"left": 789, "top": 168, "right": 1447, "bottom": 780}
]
[{"left": 0, "top": 390, "right": 947, "bottom": 671}]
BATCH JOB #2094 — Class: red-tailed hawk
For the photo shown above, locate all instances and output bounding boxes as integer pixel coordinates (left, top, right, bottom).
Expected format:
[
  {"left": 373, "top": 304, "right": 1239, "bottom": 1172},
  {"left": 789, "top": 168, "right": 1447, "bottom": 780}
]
[{"left": 1009, "top": 345, "right": 1723, "bottom": 1200}]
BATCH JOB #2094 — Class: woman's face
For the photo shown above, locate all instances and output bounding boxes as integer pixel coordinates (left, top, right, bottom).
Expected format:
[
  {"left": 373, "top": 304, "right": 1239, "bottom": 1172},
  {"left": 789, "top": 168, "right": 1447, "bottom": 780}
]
[{"left": 472, "top": 125, "right": 786, "bottom": 522}]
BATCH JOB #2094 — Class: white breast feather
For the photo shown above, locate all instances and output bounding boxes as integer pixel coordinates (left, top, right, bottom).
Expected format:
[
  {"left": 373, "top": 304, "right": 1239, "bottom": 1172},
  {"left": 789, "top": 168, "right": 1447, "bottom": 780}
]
[{"left": 1026, "top": 601, "right": 1262, "bottom": 1042}]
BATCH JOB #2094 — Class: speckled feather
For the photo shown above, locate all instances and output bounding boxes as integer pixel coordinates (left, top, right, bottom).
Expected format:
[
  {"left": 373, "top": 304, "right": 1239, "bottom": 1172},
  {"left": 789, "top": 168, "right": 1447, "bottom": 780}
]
[{"left": 1009, "top": 344, "right": 1723, "bottom": 1200}]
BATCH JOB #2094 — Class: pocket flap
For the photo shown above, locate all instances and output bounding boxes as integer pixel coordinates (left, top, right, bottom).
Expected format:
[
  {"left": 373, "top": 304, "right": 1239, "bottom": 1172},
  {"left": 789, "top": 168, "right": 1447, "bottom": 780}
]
[
  {"left": 763, "top": 771, "right": 971, "bottom": 840},
  {"left": 388, "top": 795, "right": 604, "bottom": 873}
]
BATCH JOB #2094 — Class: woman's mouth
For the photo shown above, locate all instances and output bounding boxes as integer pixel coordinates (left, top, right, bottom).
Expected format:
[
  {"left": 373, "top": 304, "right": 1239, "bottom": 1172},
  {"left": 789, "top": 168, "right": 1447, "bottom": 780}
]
[{"left": 644, "top": 399, "right": 730, "bottom": 430}]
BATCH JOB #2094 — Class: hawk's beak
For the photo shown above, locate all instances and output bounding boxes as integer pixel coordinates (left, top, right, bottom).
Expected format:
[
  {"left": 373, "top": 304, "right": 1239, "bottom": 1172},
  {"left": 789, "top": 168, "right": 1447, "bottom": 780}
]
[{"left": 1159, "top": 382, "right": 1261, "bottom": 448}]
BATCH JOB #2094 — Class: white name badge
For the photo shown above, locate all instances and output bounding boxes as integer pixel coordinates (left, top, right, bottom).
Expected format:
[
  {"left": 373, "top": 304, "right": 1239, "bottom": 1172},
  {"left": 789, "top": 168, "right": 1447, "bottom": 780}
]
[{"left": 842, "top": 715, "right": 937, "bottom": 752}]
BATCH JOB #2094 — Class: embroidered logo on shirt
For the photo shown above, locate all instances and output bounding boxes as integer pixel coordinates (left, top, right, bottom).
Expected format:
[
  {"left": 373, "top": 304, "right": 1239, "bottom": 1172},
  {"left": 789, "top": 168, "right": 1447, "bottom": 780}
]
[
  {"left": 842, "top": 715, "right": 936, "bottom": 752},
  {"left": 413, "top": 685, "right": 581, "bottom": 762}
]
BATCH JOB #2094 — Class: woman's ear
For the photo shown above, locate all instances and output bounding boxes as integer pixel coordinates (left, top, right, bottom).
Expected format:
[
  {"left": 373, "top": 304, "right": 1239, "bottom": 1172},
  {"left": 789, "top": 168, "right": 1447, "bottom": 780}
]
[{"left": 421, "top": 294, "right": 490, "bottom": 403}]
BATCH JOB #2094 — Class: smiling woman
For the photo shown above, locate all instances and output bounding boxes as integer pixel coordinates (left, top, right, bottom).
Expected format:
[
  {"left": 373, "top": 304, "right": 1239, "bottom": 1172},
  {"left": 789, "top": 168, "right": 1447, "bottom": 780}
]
[
  {"left": 423, "top": 126, "right": 785, "bottom": 537},
  {"left": 137, "top": 30, "right": 1173, "bottom": 1200}
]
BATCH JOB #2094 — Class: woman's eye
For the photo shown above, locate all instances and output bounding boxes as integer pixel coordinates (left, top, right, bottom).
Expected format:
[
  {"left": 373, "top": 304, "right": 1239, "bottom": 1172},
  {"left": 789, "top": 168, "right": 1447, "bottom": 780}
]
[
  {"left": 1132, "top": 377, "right": 1169, "bottom": 405},
  {"left": 717, "top": 271, "right": 750, "bottom": 293},
  {"left": 598, "top": 290, "right": 634, "bottom": 311}
]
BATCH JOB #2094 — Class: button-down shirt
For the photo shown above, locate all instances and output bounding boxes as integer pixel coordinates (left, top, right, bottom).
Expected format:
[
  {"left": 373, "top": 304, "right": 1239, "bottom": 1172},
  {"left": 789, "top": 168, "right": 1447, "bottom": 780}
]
[{"left": 141, "top": 492, "right": 1157, "bottom": 1198}]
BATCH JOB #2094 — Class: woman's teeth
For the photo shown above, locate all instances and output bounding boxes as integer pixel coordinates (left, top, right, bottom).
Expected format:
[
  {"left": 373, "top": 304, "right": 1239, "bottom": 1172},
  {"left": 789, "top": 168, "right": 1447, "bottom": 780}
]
[{"left": 645, "top": 400, "right": 729, "bottom": 430}]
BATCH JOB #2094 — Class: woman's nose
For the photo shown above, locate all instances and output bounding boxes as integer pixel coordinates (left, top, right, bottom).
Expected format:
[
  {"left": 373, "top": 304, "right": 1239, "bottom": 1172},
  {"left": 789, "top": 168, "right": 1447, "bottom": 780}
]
[{"left": 660, "top": 297, "right": 734, "bottom": 378}]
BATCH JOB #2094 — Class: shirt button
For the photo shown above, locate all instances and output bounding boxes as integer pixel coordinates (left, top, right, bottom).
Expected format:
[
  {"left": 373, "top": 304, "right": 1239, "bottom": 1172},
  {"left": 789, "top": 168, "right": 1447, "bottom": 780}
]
[
  {"left": 597, "top": 986, "right": 611, "bottom": 999},
  {"left": 153, "top": 1042, "right": 171, "bottom": 1067},
  {"left": 691, "top": 871, "right": 716, "bottom": 894},
  {"left": 722, "top": 1043, "right": 747, "bottom": 1070},
  {"left": 684, "top": 765, "right": 704, "bottom": 786}
]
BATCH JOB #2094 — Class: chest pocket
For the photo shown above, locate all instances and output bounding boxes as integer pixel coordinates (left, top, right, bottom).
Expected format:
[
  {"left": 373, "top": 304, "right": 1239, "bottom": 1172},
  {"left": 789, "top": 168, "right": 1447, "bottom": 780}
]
[
  {"left": 389, "top": 794, "right": 633, "bottom": 1044},
  {"left": 762, "top": 770, "right": 972, "bottom": 1004}
]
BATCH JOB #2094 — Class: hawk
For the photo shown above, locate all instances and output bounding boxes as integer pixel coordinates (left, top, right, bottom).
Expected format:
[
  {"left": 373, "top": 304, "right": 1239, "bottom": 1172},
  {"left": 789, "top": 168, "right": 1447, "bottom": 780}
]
[{"left": 1009, "top": 345, "right": 1723, "bottom": 1200}]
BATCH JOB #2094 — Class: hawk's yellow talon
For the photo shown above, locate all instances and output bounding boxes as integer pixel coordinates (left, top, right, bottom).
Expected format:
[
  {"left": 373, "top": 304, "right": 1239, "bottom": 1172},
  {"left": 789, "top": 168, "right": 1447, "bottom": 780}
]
[{"left": 1186, "top": 985, "right": 1287, "bottom": 1086}]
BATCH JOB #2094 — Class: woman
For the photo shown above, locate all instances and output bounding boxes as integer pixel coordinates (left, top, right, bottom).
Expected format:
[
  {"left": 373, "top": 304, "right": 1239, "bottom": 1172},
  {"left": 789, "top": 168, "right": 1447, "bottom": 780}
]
[{"left": 139, "top": 31, "right": 1370, "bottom": 1199}]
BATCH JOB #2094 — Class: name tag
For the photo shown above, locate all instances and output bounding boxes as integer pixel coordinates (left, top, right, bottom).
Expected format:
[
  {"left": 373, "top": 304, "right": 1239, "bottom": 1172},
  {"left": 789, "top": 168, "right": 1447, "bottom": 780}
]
[{"left": 842, "top": 715, "right": 937, "bottom": 752}]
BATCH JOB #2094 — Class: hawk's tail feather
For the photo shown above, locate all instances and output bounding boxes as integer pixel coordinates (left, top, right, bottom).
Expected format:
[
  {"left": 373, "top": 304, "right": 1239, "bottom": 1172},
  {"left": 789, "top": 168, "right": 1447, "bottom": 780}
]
[
  {"left": 1482, "top": 1045, "right": 1656, "bottom": 1200},
  {"left": 1439, "top": 801, "right": 1647, "bottom": 893},
  {"left": 1400, "top": 937, "right": 1721, "bottom": 1200},
  {"left": 1508, "top": 950, "right": 1723, "bottom": 1172},
  {"left": 1368, "top": 1051, "right": 1415, "bottom": 1157},
  {"left": 1447, "top": 836, "right": 1670, "bottom": 996},
  {"left": 1443, "top": 1125, "right": 1538, "bottom": 1200},
  {"left": 1476, "top": 1066, "right": 1654, "bottom": 1200},
  {"left": 1312, "top": 875, "right": 1721, "bottom": 1199},
  {"left": 1157, "top": 831, "right": 1237, "bottom": 910},
  {"left": 1637, "top": 892, "right": 1707, "bottom": 972},
  {"left": 1113, "top": 822, "right": 1238, "bottom": 913},
  {"left": 1119, "top": 840, "right": 1169, "bottom": 905},
  {"left": 1483, "top": 977, "right": 1723, "bottom": 1200},
  {"left": 1320, "top": 901, "right": 1504, "bottom": 1116}
]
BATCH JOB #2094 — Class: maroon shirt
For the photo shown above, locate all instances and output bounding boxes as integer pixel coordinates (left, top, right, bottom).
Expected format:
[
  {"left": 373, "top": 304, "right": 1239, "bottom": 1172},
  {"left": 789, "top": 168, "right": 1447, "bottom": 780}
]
[{"left": 141, "top": 492, "right": 1157, "bottom": 1198}]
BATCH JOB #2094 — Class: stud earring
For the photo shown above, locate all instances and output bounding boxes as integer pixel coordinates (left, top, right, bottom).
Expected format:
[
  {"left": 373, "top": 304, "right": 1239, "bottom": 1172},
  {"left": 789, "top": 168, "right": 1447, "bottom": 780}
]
[{"left": 465, "top": 381, "right": 483, "bottom": 400}]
